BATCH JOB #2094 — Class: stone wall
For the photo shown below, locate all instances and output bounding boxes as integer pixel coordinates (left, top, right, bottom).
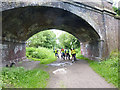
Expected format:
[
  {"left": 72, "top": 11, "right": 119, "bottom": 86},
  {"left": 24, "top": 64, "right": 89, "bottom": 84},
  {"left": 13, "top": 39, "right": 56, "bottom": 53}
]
[
  {"left": 104, "top": 13, "right": 119, "bottom": 53},
  {"left": 119, "top": 18, "right": 120, "bottom": 52},
  {"left": 2, "top": 41, "right": 26, "bottom": 66}
]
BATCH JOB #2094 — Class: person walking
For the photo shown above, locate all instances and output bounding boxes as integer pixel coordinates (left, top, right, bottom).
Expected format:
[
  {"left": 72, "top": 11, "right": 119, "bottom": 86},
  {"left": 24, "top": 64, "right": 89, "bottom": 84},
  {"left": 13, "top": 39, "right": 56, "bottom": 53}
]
[
  {"left": 71, "top": 48, "right": 76, "bottom": 63},
  {"left": 61, "top": 48, "right": 65, "bottom": 60},
  {"left": 64, "top": 48, "right": 67, "bottom": 60},
  {"left": 54, "top": 49, "right": 59, "bottom": 58},
  {"left": 66, "top": 49, "right": 70, "bottom": 60}
]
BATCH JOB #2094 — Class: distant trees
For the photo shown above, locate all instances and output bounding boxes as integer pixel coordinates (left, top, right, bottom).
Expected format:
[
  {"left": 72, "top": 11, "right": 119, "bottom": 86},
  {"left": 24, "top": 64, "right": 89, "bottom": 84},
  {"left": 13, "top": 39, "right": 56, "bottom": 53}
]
[
  {"left": 58, "top": 32, "right": 80, "bottom": 49},
  {"left": 26, "top": 30, "right": 80, "bottom": 49},
  {"left": 26, "top": 30, "right": 57, "bottom": 48}
]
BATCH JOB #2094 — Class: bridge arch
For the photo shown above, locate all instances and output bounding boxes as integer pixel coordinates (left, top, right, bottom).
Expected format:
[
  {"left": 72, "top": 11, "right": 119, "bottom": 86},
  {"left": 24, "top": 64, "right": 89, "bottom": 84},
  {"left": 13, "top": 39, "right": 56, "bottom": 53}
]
[
  {"left": 2, "top": 1, "right": 103, "bottom": 65},
  {"left": 2, "top": 1, "right": 102, "bottom": 40}
]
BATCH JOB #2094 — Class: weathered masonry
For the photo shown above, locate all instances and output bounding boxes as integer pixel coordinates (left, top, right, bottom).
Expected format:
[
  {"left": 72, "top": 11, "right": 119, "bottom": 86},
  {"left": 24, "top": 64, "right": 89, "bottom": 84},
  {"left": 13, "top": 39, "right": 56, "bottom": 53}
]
[{"left": 1, "top": 0, "right": 120, "bottom": 66}]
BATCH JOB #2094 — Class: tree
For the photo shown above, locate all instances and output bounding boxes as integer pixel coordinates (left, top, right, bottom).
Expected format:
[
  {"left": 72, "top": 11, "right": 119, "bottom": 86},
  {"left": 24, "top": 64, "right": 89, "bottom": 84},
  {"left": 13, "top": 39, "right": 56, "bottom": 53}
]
[
  {"left": 26, "top": 30, "right": 57, "bottom": 48},
  {"left": 58, "top": 32, "right": 80, "bottom": 49}
]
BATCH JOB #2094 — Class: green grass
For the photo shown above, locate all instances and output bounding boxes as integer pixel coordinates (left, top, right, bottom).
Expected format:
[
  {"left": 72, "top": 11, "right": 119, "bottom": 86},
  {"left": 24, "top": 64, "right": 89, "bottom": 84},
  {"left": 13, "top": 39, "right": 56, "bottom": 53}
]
[
  {"left": 30, "top": 57, "right": 57, "bottom": 64},
  {"left": 26, "top": 47, "right": 57, "bottom": 64},
  {"left": 77, "top": 51, "right": 118, "bottom": 87},
  {"left": 77, "top": 55, "right": 90, "bottom": 61},
  {"left": 1, "top": 67, "right": 49, "bottom": 88}
]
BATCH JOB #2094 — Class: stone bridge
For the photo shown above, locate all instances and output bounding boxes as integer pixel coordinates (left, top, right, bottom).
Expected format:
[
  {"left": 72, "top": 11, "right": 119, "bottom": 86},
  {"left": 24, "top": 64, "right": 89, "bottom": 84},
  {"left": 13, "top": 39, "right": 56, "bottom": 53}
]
[{"left": 0, "top": 0, "right": 120, "bottom": 66}]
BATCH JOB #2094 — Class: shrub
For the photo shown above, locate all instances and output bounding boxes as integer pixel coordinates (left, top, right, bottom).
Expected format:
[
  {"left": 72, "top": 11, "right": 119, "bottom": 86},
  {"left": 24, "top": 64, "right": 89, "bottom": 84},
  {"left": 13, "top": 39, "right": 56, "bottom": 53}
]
[
  {"left": 26, "top": 47, "right": 57, "bottom": 64},
  {"left": 76, "top": 48, "right": 81, "bottom": 58}
]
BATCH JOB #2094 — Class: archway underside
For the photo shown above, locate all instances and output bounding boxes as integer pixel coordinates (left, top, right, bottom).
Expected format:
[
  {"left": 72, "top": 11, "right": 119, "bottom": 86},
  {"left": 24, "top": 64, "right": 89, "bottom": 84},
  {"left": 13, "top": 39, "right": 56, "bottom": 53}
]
[
  {"left": 2, "top": 6, "right": 101, "bottom": 65},
  {"left": 2, "top": 6, "right": 100, "bottom": 42}
]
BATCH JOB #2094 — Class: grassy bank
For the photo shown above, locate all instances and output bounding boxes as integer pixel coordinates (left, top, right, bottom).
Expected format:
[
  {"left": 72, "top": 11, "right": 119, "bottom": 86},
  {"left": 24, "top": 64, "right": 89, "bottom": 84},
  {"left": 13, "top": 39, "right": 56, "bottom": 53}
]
[
  {"left": 26, "top": 47, "right": 57, "bottom": 64},
  {"left": 1, "top": 67, "right": 49, "bottom": 88},
  {"left": 77, "top": 51, "right": 118, "bottom": 87}
]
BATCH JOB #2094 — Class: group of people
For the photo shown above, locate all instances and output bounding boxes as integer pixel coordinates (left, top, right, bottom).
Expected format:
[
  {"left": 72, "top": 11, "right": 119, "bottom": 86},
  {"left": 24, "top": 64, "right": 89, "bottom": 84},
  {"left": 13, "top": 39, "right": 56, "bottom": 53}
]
[{"left": 54, "top": 48, "right": 76, "bottom": 63}]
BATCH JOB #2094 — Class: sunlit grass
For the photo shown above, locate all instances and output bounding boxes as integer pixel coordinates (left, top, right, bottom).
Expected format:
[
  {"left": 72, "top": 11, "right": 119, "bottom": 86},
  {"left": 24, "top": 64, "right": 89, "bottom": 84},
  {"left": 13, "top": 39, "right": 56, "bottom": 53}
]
[
  {"left": 1, "top": 67, "right": 49, "bottom": 88},
  {"left": 29, "top": 57, "right": 57, "bottom": 64}
]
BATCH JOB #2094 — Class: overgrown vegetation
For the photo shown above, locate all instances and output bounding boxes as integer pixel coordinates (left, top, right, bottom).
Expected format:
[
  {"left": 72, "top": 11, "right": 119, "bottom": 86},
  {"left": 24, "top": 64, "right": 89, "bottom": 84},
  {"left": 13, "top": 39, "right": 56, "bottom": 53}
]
[
  {"left": 76, "top": 48, "right": 81, "bottom": 58},
  {"left": 113, "top": 6, "right": 120, "bottom": 16},
  {"left": 26, "top": 47, "right": 57, "bottom": 64},
  {"left": 1, "top": 67, "right": 49, "bottom": 88},
  {"left": 58, "top": 32, "right": 80, "bottom": 49},
  {"left": 26, "top": 30, "right": 57, "bottom": 48},
  {"left": 77, "top": 51, "right": 118, "bottom": 87}
]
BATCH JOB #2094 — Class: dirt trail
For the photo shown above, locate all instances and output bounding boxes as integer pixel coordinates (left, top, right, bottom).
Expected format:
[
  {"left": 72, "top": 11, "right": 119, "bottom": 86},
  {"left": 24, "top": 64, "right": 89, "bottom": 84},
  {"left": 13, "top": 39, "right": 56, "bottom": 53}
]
[
  {"left": 16, "top": 58, "right": 115, "bottom": 88},
  {"left": 46, "top": 59, "right": 115, "bottom": 88}
]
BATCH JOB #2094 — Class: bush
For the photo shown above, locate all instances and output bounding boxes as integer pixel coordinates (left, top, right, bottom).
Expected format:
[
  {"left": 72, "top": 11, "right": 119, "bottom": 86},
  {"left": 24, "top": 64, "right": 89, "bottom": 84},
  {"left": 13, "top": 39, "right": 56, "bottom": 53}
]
[
  {"left": 76, "top": 48, "right": 82, "bottom": 58},
  {"left": 26, "top": 47, "right": 57, "bottom": 64}
]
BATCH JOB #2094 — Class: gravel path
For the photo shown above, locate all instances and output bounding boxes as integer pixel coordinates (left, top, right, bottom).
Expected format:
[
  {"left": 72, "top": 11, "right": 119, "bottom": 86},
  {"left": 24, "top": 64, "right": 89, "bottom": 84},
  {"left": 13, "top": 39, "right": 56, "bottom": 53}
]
[
  {"left": 46, "top": 59, "right": 115, "bottom": 88},
  {"left": 16, "top": 58, "right": 115, "bottom": 88}
]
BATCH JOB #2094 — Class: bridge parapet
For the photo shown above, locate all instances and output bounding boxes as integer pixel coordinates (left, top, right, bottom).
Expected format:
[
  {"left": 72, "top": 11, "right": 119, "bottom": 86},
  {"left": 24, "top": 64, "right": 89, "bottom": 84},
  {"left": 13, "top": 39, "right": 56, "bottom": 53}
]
[{"left": 1, "top": 0, "right": 115, "bottom": 14}]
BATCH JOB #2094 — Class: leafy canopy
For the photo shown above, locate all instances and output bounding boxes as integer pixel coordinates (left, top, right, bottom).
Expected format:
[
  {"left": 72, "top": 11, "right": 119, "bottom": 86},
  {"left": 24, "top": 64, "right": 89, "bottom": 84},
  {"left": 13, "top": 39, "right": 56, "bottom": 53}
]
[
  {"left": 58, "top": 32, "right": 80, "bottom": 49},
  {"left": 26, "top": 30, "right": 56, "bottom": 48}
]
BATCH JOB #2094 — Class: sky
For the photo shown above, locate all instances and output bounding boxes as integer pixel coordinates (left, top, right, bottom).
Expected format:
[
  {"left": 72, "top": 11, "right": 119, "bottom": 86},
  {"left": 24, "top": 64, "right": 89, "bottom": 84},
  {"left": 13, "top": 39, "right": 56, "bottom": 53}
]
[
  {"left": 113, "top": 0, "right": 120, "bottom": 7},
  {"left": 51, "top": 29, "right": 64, "bottom": 38},
  {"left": 51, "top": 29, "right": 65, "bottom": 44}
]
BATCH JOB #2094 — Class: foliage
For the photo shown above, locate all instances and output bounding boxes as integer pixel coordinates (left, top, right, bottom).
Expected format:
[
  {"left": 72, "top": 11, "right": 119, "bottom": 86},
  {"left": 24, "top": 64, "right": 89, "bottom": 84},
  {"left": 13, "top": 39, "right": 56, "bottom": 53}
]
[
  {"left": 26, "top": 47, "right": 57, "bottom": 64},
  {"left": 58, "top": 32, "right": 80, "bottom": 49},
  {"left": 26, "top": 30, "right": 56, "bottom": 48},
  {"left": 113, "top": 6, "right": 120, "bottom": 16},
  {"left": 77, "top": 51, "right": 118, "bottom": 87},
  {"left": 26, "top": 30, "right": 80, "bottom": 49},
  {"left": 1, "top": 67, "right": 49, "bottom": 88},
  {"left": 76, "top": 48, "right": 81, "bottom": 58}
]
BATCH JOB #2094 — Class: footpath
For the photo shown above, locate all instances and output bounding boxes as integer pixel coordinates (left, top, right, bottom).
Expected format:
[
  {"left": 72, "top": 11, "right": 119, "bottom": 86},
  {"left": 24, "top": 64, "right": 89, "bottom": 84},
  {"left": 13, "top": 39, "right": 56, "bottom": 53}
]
[{"left": 16, "top": 58, "right": 115, "bottom": 88}]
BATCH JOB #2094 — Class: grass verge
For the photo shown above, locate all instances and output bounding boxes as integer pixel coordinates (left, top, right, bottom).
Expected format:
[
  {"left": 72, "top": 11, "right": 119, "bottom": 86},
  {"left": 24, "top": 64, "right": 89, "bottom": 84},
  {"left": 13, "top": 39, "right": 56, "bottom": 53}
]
[
  {"left": 1, "top": 67, "right": 49, "bottom": 88},
  {"left": 77, "top": 51, "right": 118, "bottom": 87}
]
